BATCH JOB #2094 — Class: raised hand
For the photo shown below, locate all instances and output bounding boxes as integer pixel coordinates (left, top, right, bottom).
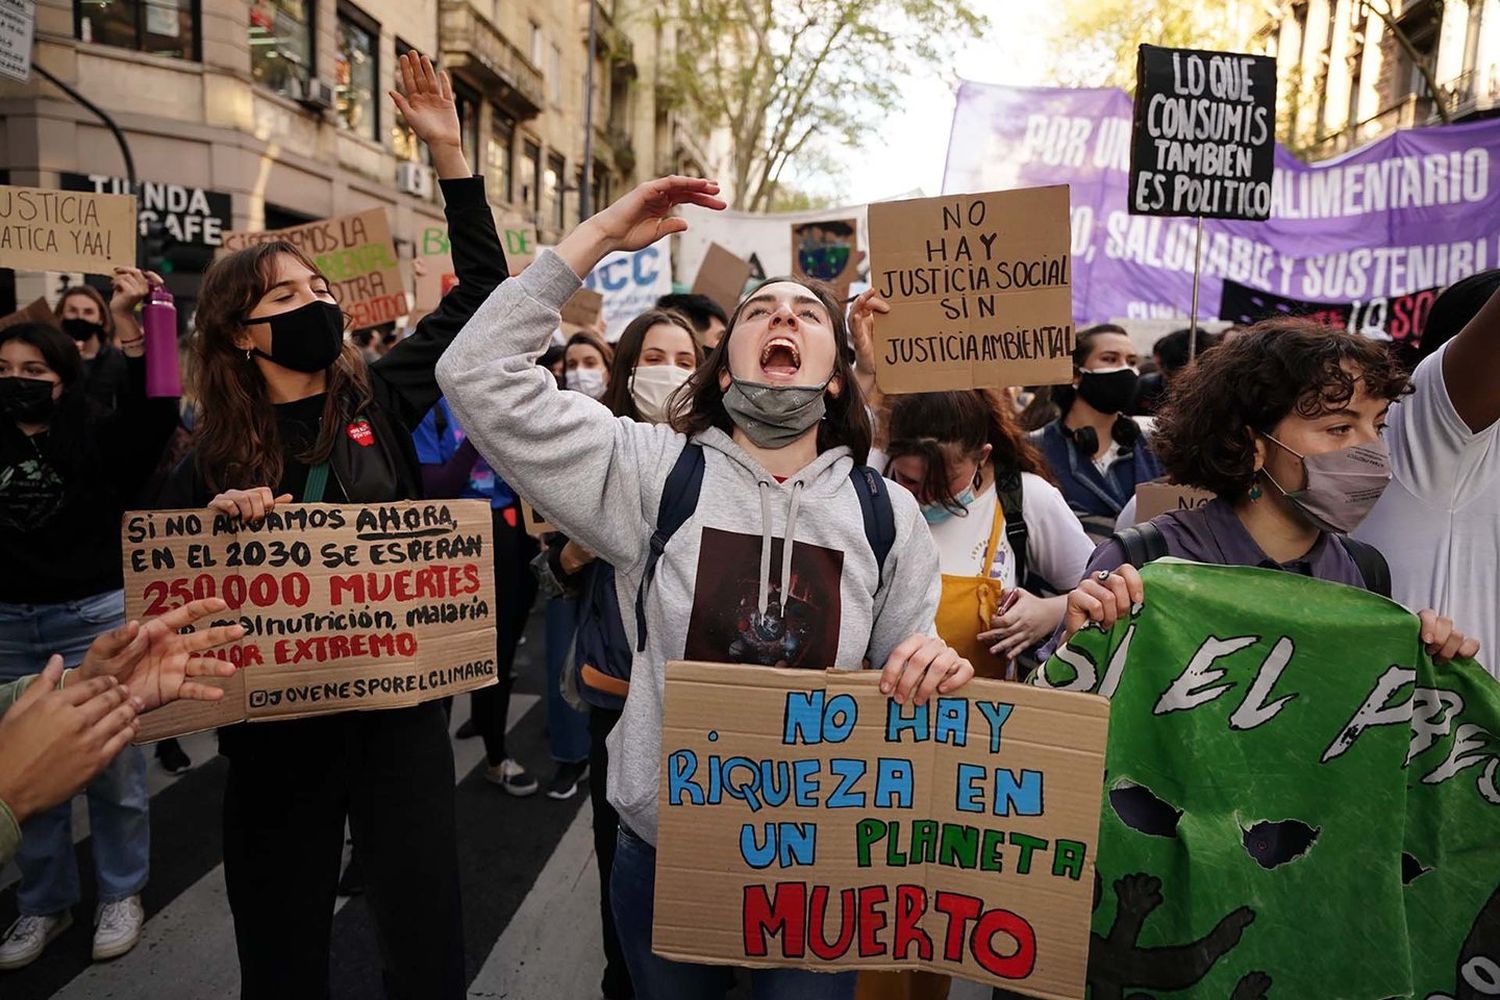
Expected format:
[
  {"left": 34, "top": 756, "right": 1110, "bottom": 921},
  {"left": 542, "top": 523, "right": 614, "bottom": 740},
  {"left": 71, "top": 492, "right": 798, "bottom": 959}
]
[
  {"left": 0, "top": 657, "right": 139, "bottom": 823},
  {"left": 847, "top": 288, "right": 888, "bottom": 373},
  {"left": 110, "top": 266, "right": 164, "bottom": 316},
  {"left": 77, "top": 598, "right": 243, "bottom": 711},
  {"left": 557, "top": 176, "right": 726, "bottom": 279},
  {"left": 390, "top": 51, "right": 467, "bottom": 179}
]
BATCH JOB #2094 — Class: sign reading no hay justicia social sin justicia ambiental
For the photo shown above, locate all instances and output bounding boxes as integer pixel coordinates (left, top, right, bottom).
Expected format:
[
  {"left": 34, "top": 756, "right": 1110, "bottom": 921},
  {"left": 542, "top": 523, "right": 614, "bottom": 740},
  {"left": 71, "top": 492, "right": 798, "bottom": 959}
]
[
  {"left": 654, "top": 662, "right": 1108, "bottom": 998},
  {"left": 1129, "top": 44, "right": 1278, "bottom": 221},
  {"left": 867, "top": 186, "right": 1076, "bottom": 395}
]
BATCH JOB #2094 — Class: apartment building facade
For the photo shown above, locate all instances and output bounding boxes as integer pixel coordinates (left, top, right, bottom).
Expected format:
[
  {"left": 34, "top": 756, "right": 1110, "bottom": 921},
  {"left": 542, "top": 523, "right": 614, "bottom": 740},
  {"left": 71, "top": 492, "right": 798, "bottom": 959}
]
[
  {"left": 0, "top": 0, "right": 711, "bottom": 321},
  {"left": 1256, "top": 0, "right": 1500, "bottom": 158}
]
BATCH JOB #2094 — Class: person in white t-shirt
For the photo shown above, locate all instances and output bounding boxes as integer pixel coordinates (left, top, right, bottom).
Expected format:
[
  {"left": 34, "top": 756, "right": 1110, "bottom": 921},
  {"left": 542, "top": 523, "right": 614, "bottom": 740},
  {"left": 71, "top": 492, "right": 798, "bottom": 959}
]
[
  {"left": 877, "top": 389, "right": 1095, "bottom": 678},
  {"left": 1355, "top": 271, "right": 1500, "bottom": 678}
]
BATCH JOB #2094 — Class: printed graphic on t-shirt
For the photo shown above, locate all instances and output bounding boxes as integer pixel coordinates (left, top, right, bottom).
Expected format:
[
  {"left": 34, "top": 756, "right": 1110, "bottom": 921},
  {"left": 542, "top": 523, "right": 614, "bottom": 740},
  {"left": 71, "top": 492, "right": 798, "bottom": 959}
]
[
  {"left": 683, "top": 527, "right": 843, "bottom": 668},
  {"left": 0, "top": 457, "right": 65, "bottom": 531}
]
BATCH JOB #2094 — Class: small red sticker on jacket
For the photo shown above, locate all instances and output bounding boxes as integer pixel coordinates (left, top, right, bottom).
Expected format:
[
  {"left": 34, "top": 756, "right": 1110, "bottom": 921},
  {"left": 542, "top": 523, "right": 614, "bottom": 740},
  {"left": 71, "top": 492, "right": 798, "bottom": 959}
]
[{"left": 347, "top": 419, "right": 374, "bottom": 447}]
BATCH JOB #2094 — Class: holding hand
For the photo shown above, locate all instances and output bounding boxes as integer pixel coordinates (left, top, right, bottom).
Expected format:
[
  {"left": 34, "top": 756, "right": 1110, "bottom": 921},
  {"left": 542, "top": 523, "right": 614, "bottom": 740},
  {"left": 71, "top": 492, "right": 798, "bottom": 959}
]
[
  {"left": 208, "top": 486, "right": 293, "bottom": 523},
  {"left": 978, "top": 588, "right": 1066, "bottom": 664},
  {"left": 77, "top": 598, "right": 243, "bottom": 711},
  {"left": 847, "top": 288, "right": 888, "bottom": 373},
  {"left": 0, "top": 658, "right": 139, "bottom": 823},
  {"left": 1061, "top": 565, "right": 1145, "bottom": 643},
  {"left": 879, "top": 634, "right": 974, "bottom": 706},
  {"left": 1417, "top": 609, "right": 1481, "bottom": 663},
  {"left": 110, "top": 266, "right": 164, "bottom": 316},
  {"left": 390, "top": 51, "right": 468, "bottom": 179}
]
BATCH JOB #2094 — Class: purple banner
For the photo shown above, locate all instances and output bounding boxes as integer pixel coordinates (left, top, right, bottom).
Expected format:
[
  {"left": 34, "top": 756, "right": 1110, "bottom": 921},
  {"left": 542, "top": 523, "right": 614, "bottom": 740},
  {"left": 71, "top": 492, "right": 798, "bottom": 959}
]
[{"left": 942, "top": 81, "right": 1500, "bottom": 325}]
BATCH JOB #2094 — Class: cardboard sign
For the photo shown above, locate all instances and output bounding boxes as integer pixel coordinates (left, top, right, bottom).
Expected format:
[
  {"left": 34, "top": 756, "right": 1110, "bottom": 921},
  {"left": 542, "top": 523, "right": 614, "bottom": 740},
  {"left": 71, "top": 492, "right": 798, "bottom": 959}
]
[
  {"left": 867, "top": 187, "right": 1074, "bottom": 394},
  {"left": 1129, "top": 45, "right": 1278, "bottom": 220},
  {"left": 519, "top": 498, "right": 554, "bottom": 537},
  {"left": 584, "top": 246, "right": 674, "bottom": 341},
  {"left": 413, "top": 252, "right": 458, "bottom": 313},
  {"left": 223, "top": 209, "right": 406, "bottom": 330},
  {"left": 121, "top": 500, "right": 498, "bottom": 741},
  {"left": 1219, "top": 277, "right": 1440, "bottom": 353},
  {"left": 0, "top": 0, "right": 35, "bottom": 84},
  {"left": 691, "top": 242, "right": 754, "bottom": 317},
  {"left": 1132, "top": 479, "right": 1215, "bottom": 524},
  {"left": 0, "top": 296, "right": 59, "bottom": 332},
  {"left": 560, "top": 288, "right": 604, "bottom": 329},
  {"left": 791, "top": 219, "right": 859, "bottom": 296},
  {"left": 1038, "top": 560, "right": 1500, "bottom": 999},
  {"left": 0, "top": 184, "right": 137, "bottom": 274},
  {"left": 655, "top": 662, "right": 1108, "bottom": 997}
]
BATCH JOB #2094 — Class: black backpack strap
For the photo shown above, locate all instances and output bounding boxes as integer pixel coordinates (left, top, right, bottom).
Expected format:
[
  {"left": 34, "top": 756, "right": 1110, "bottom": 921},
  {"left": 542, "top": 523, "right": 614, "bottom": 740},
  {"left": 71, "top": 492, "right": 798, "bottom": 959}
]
[
  {"left": 850, "top": 465, "right": 896, "bottom": 589},
  {"left": 995, "top": 469, "right": 1028, "bottom": 588},
  {"left": 1112, "top": 521, "right": 1168, "bottom": 569},
  {"left": 1340, "top": 536, "right": 1391, "bottom": 599},
  {"left": 635, "top": 443, "right": 706, "bottom": 651}
]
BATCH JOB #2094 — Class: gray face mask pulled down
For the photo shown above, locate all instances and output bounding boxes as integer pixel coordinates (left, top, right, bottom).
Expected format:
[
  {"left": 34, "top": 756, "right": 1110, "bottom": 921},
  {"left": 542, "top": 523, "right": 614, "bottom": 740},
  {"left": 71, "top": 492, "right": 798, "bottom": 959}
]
[
  {"left": 722, "top": 374, "right": 832, "bottom": 449},
  {"left": 1261, "top": 433, "right": 1393, "bottom": 534}
]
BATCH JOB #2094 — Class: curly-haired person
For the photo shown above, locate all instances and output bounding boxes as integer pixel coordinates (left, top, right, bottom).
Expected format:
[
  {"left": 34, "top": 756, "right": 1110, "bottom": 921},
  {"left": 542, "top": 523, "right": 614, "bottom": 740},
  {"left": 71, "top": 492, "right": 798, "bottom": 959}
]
[{"left": 1052, "top": 317, "right": 1480, "bottom": 666}]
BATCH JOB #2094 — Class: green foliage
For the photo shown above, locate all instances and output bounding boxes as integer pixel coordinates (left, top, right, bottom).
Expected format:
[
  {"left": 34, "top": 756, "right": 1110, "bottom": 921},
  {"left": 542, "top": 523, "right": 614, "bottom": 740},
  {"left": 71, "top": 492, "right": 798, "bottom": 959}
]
[
  {"left": 659, "top": 0, "right": 987, "bottom": 211},
  {"left": 1044, "top": 0, "right": 1249, "bottom": 91}
]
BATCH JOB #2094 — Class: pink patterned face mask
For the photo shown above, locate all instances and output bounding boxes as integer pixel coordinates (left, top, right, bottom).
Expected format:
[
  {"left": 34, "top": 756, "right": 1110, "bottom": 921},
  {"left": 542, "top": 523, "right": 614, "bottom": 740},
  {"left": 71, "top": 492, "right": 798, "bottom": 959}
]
[{"left": 1261, "top": 433, "right": 1393, "bottom": 534}]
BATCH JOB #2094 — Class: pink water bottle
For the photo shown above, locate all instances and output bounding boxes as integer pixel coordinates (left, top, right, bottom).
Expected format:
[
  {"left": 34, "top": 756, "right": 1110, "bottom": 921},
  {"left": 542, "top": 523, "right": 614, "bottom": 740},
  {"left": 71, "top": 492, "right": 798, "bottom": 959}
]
[{"left": 142, "top": 283, "right": 181, "bottom": 398}]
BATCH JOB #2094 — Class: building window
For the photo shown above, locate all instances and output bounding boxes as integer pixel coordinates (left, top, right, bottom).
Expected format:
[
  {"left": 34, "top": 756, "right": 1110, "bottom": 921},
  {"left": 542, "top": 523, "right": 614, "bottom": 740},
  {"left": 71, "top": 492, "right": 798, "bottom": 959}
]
[
  {"left": 521, "top": 139, "right": 540, "bottom": 216},
  {"left": 545, "top": 153, "right": 565, "bottom": 229},
  {"left": 549, "top": 44, "right": 562, "bottom": 105},
  {"left": 75, "top": 0, "right": 200, "bottom": 60},
  {"left": 335, "top": 4, "right": 378, "bottom": 142},
  {"left": 250, "top": 0, "right": 314, "bottom": 100},
  {"left": 391, "top": 39, "right": 429, "bottom": 163},
  {"left": 454, "top": 82, "right": 482, "bottom": 177},
  {"left": 487, "top": 110, "right": 515, "bottom": 203},
  {"left": 530, "top": 21, "right": 543, "bottom": 66}
]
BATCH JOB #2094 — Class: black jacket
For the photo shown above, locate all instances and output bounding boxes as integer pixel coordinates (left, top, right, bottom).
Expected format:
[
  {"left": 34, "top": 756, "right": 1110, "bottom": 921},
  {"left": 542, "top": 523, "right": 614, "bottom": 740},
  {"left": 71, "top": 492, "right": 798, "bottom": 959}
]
[
  {"left": 0, "top": 356, "right": 180, "bottom": 603},
  {"left": 160, "top": 176, "right": 507, "bottom": 508}
]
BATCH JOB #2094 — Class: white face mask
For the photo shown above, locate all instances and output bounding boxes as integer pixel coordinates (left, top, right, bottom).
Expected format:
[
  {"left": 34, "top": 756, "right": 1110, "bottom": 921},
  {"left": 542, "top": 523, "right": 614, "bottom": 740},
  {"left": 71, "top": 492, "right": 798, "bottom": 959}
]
[
  {"left": 629, "top": 364, "right": 692, "bottom": 423},
  {"left": 566, "top": 368, "right": 607, "bottom": 399}
]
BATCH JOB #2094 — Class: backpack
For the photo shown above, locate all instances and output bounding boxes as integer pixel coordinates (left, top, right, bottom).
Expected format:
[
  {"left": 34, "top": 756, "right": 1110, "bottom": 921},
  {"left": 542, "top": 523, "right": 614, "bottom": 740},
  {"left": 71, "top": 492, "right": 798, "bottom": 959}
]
[
  {"left": 1111, "top": 521, "right": 1392, "bottom": 598},
  {"left": 995, "top": 469, "right": 1030, "bottom": 591},
  {"left": 572, "top": 443, "right": 898, "bottom": 709}
]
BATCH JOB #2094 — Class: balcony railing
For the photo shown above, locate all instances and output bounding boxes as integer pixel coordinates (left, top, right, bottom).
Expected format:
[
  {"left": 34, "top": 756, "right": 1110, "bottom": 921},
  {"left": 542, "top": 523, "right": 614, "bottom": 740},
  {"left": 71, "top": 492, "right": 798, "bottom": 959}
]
[{"left": 439, "top": 0, "right": 544, "bottom": 120}]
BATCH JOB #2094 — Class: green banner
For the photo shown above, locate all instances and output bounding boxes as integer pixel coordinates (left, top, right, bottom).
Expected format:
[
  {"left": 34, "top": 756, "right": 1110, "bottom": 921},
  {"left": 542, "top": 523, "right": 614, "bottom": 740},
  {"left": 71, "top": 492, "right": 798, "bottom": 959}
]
[{"left": 1034, "top": 559, "right": 1500, "bottom": 1000}]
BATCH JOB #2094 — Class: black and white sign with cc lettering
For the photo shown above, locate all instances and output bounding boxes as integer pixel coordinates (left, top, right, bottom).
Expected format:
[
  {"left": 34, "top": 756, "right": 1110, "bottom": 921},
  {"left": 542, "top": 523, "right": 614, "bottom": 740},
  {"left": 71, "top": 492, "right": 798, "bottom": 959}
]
[{"left": 1129, "top": 44, "right": 1278, "bottom": 221}]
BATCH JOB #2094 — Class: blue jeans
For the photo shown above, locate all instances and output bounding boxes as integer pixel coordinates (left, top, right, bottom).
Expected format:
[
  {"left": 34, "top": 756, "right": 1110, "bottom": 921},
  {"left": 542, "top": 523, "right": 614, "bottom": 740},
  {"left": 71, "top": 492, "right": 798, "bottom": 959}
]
[
  {"left": 611, "top": 825, "right": 857, "bottom": 1000},
  {"left": 544, "top": 596, "right": 590, "bottom": 764},
  {"left": 0, "top": 592, "right": 150, "bottom": 915}
]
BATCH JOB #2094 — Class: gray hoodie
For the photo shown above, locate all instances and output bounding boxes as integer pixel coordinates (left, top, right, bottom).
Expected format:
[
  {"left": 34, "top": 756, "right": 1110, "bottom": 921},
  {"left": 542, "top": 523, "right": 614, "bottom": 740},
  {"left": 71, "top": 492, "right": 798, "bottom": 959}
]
[{"left": 437, "top": 250, "right": 941, "bottom": 845}]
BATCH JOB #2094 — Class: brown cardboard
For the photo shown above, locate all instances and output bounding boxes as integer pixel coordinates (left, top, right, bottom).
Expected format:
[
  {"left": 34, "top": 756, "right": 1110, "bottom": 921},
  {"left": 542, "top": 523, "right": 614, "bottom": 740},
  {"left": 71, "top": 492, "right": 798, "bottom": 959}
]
[
  {"left": 519, "top": 498, "right": 555, "bottom": 537},
  {"left": 121, "top": 500, "right": 497, "bottom": 742},
  {"left": 692, "top": 243, "right": 754, "bottom": 317},
  {"left": 867, "top": 187, "right": 1074, "bottom": 395},
  {"left": 560, "top": 287, "right": 605, "bottom": 329},
  {"left": 413, "top": 251, "right": 456, "bottom": 312},
  {"left": 654, "top": 662, "right": 1107, "bottom": 998},
  {"left": 0, "top": 184, "right": 137, "bottom": 274},
  {"left": 1132, "top": 479, "right": 1215, "bottom": 524},
  {"left": 0, "top": 297, "right": 61, "bottom": 332},
  {"left": 791, "top": 218, "right": 860, "bottom": 298},
  {"left": 222, "top": 208, "right": 407, "bottom": 330}
]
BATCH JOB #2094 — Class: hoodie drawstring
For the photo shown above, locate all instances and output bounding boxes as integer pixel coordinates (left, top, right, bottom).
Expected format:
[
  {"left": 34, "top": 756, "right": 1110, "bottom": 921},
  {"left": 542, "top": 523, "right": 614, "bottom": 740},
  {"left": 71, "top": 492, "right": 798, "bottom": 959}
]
[{"left": 756, "top": 479, "right": 804, "bottom": 617}]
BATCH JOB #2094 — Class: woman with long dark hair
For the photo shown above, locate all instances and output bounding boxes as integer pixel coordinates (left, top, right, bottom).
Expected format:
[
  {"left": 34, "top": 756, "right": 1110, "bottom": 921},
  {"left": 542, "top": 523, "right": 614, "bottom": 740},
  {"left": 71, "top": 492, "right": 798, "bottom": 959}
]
[
  {"left": 154, "top": 53, "right": 502, "bottom": 998},
  {"left": 438, "top": 176, "right": 974, "bottom": 1000},
  {"left": 0, "top": 311, "right": 179, "bottom": 970}
]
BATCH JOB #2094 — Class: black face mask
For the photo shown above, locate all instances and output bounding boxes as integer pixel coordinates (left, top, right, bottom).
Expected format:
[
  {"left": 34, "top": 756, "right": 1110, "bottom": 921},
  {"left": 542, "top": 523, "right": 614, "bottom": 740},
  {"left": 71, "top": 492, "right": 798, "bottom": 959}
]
[
  {"left": 248, "top": 301, "right": 347, "bottom": 374},
  {"left": 0, "top": 377, "right": 58, "bottom": 423},
  {"left": 61, "top": 318, "right": 106, "bottom": 344},
  {"left": 1075, "top": 367, "right": 1140, "bottom": 415}
]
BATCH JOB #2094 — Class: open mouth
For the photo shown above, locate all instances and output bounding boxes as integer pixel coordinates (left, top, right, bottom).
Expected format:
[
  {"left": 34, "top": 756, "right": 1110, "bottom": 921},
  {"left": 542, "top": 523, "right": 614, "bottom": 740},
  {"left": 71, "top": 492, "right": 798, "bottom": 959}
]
[{"left": 759, "top": 337, "right": 802, "bottom": 378}]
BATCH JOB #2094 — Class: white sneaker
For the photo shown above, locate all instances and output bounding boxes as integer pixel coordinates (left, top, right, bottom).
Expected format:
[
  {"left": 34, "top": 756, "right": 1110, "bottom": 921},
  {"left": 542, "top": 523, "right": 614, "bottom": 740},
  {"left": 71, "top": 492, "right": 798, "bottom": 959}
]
[
  {"left": 92, "top": 895, "right": 144, "bottom": 961},
  {"left": 0, "top": 911, "right": 72, "bottom": 969},
  {"left": 484, "top": 758, "right": 539, "bottom": 797}
]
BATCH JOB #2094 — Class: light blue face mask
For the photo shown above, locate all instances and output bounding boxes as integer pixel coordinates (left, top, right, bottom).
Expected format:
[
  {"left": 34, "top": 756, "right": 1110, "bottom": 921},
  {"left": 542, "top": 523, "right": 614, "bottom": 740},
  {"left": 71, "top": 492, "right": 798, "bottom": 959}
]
[{"left": 920, "top": 485, "right": 977, "bottom": 525}]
